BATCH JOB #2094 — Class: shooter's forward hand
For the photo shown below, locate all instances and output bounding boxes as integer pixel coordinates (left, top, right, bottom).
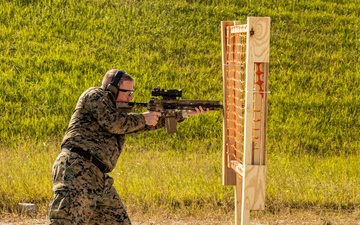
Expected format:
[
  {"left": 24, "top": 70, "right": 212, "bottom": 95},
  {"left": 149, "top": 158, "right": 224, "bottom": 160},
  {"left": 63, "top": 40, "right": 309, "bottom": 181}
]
[{"left": 182, "top": 106, "right": 210, "bottom": 118}]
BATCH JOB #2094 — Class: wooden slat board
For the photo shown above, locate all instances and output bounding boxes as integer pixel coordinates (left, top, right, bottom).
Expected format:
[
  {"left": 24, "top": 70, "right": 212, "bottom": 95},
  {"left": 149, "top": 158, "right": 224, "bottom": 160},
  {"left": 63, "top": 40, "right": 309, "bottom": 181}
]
[{"left": 221, "top": 21, "right": 238, "bottom": 186}]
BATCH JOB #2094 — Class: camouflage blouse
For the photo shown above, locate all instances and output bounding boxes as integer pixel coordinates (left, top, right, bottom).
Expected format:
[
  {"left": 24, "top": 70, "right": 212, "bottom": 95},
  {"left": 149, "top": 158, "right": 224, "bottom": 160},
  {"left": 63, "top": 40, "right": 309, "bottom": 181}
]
[{"left": 61, "top": 87, "right": 184, "bottom": 172}]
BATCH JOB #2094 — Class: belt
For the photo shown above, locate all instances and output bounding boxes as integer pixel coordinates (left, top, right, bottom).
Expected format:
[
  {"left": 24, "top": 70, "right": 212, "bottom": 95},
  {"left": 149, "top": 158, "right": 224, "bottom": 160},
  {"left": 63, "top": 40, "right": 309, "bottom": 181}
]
[{"left": 62, "top": 147, "right": 110, "bottom": 173}]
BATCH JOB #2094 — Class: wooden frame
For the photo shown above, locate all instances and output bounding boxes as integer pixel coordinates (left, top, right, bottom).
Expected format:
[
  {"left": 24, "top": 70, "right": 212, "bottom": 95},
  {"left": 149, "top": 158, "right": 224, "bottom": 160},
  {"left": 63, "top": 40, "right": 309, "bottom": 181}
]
[{"left": 221, "top": 17, "right": 270, "bottom": 225}]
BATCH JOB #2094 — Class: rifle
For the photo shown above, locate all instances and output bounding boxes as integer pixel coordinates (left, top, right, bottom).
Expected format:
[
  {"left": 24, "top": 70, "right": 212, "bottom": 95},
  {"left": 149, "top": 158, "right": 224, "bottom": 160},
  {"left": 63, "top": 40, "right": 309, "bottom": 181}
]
[{"left": 123, "top": 86, "right": 223, "bottom": 134}]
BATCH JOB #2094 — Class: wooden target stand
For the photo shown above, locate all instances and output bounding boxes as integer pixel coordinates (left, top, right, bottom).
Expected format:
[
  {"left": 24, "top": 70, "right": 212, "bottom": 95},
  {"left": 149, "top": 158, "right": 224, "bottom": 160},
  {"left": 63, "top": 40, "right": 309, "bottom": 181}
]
[{"left": 221, "top": 17, "right": 271, "bottom": 225}]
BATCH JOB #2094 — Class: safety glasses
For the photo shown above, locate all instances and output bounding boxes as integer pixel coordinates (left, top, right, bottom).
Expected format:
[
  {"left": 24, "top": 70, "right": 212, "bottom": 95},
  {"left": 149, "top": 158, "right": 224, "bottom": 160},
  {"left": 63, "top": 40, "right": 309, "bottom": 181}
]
[{"left": 118, "top": 88, "right": 134, "bottom": 97}]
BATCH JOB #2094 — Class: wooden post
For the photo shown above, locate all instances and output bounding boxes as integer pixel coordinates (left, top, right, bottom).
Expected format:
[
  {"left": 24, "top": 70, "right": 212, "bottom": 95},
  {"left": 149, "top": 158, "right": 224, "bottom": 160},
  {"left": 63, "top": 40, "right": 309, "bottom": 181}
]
[{"left": 242, "top": 16, "right": 270, "bottom": 225}]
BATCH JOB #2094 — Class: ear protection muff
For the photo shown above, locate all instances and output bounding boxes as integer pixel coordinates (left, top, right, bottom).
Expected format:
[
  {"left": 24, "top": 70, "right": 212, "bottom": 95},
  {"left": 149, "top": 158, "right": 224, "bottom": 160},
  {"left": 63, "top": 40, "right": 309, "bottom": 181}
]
[{"left": 106, "top": 70, "right": 125, "bottom": 98}]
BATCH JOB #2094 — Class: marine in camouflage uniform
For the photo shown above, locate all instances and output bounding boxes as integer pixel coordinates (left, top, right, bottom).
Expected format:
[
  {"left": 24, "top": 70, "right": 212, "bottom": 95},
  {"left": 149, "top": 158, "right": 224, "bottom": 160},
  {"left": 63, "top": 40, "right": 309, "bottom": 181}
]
[{"left": 48, "top": 69, "right": 187, "bottom": 224}]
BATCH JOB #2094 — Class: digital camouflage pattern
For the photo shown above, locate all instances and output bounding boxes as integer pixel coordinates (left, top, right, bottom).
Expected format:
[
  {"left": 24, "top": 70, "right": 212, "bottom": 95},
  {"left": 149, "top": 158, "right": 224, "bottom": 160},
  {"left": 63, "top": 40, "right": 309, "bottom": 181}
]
[
  {"left": 49, "top": 150, "right": 131, "bottom": 224},
  {"left": 49, "top": 87, "right": 185, "bottom": 224},
  {"left": 61, "top": 87, "right": 184, "bottom": 172}
]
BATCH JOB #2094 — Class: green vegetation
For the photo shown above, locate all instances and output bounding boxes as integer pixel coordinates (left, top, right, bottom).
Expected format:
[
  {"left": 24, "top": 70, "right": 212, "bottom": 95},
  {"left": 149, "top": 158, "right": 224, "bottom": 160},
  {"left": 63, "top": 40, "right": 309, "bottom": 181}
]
[{"left": 1, "top": 0, "right": 359, "bottom": 220}]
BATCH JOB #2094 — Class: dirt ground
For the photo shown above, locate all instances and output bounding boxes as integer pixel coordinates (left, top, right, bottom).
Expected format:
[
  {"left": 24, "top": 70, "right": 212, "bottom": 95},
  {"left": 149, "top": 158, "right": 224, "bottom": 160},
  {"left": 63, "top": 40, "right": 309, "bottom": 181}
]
[{"left": 1, "top": 209, "right": 360, "bottom": 225}]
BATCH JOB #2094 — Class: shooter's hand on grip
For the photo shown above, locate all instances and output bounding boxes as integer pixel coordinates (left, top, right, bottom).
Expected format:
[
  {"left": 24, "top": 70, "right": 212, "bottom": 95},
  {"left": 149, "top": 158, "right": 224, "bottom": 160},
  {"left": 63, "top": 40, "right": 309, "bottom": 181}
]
[{"left": 142, "top": 111, "right": 162, "bottom": 126}]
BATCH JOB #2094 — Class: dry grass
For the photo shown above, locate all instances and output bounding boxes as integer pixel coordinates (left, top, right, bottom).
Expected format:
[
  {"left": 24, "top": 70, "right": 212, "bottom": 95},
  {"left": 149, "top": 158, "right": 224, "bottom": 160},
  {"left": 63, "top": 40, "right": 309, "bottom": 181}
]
[
  {"left": 1, "top": 208, "right": 360, "bottom": 224},
  {"left": 1, "top": 0, "right": 359, "bottom": 224}
]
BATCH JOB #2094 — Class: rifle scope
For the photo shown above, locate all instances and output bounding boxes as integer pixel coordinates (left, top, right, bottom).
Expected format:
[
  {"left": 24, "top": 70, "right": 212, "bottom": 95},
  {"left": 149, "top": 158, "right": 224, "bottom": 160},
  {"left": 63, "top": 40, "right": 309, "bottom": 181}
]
[{"left": 151, "top": 86, "right": 182, "bottom": 100}]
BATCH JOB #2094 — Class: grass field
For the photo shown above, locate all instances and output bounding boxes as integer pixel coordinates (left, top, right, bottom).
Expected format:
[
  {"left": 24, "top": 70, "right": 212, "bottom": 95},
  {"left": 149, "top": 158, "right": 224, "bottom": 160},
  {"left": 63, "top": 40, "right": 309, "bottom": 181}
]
[{"left": 1, "top": 0, "right": 359, "bottom": 223}]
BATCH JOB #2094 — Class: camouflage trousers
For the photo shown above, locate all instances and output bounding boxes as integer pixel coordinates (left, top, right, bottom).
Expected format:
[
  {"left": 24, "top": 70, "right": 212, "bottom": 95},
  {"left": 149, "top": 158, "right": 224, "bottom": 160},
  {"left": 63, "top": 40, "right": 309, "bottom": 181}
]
[{"left": 48, "top": 150, "right": 131, "bottom": 225}]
